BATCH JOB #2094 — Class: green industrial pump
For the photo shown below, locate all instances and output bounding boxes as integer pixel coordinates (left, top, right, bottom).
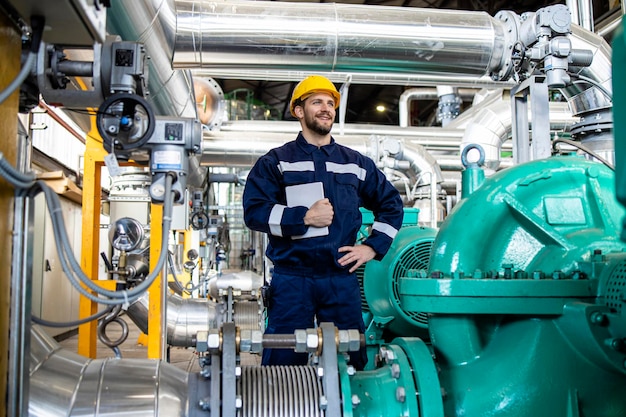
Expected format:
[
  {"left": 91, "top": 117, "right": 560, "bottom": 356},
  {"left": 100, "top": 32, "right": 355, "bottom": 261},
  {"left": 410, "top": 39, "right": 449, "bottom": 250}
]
[{"left": 357, "top": 155, "right": 626, "bottom": 417}]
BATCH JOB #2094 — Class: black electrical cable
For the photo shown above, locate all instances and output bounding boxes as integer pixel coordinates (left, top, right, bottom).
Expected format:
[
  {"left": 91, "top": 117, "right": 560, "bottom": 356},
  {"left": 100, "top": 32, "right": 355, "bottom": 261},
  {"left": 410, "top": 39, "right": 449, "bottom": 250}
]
[
  {"left": 31, "top": 305, "right": 115, "bottom": 328},
  {"left": 552, "top": 138, "right": 614, "bottom": 171}
]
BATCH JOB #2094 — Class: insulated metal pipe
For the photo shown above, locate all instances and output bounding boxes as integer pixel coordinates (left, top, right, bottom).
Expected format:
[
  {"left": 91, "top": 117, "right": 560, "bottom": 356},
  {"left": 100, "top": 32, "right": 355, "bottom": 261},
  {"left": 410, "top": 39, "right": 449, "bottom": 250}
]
[
  {"left": 126, "top": 293, "right": 223, "bottom": 347},
  {"left": 173, "top": 0, "right": 510, "bottom": 80},
  {"left": 29, "top": 325, "right": 192, "bottom": 417}
]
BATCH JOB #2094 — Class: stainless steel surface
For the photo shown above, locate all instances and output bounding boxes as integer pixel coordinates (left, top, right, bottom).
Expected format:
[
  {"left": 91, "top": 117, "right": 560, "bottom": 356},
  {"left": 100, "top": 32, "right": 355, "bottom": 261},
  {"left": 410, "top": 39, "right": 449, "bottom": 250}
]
[
  {"left": 127, "top": 293, "right": 223, "bottom": 347},
  {"left": 205, "top": 92, "right": 575, "bottom": 175},
  {"left": 29, "top": 325, "right": 191, "bottom": 416},
  {"left": 8, "top": 119, "right": 34, "bottom": 417},
  {"left": 578, "top": 0, "right": 594, "bottom": 32},
  {"left": 233, "top": 301, "right": 263, "bottom": 332},
  {"left": 173, "top": 0, "right": 508, "bottom": 78},
  {"left": 241, "top": 365, "right": 323, "bottom": 417},
  {"left": 566, "top": 0, "right": 580, "bottom": 27},
  {"left": 207, "top": 270, "right": 264, "bottom": 299},
  {"left": 563, "top": 24, "right": 613, "bottom": 110},
  {"left": 192, "top": 68, "right": 514, "bottom": 88},
  {"left": 107, "top": 0, "right": 197, "bottom": 118},
  {"left": 567, "top": 86, "right": 612, "bottom": 115}
]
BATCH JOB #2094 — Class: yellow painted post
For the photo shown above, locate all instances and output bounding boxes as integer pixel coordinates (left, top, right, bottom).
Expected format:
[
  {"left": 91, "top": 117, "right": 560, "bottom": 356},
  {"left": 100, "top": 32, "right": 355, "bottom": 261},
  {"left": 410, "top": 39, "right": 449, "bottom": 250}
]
[
  {"left": 78, "top": 131, "right": 106, "bottom": 357},
  {"left": 148, "top": 203, "right": 165, "bottom": 359},
  {"left": 0, "top": 13, "right": 22, "bottom": 417}
]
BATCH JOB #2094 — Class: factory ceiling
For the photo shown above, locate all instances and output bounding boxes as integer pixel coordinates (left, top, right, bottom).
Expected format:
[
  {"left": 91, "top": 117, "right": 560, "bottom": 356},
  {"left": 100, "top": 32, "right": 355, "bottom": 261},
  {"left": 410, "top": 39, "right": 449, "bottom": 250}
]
[{"left": 211, "top": 0, "right": 618, "bottom": 126}]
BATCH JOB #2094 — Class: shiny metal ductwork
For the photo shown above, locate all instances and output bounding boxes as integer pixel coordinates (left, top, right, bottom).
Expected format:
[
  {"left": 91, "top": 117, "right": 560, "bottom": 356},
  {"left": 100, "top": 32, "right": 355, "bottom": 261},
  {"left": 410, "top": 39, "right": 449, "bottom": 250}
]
[
  {"left": 126, "top": 293, "right": 223, "bottom": 347},
  {"left": 107, "top": 1, "right": 608, "bottom": 157},
  {"left": 171, "top": 0, "right": 513, "bottom": 82},
  {"left": 29, "top": 325, "right": 194, "bottom": 417},
  {"left": 126, "top": 271, "right": 264, "bottom": 347}
]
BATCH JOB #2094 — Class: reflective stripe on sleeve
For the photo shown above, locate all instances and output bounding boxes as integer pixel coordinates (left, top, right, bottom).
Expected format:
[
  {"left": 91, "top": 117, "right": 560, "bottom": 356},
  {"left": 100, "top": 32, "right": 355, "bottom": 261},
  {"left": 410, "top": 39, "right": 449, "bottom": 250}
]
[
  {"left": 372, "top": 221, "right": 398, "bottom": 239},
  {"left": 326, "top": 162, "right": 366, "bottom": 181},
  {"left": 278, "top": 161, "right": 315, "bottom": 173},
  {"left": 269, "top": 204, "right": 286, "bottom": 236}
]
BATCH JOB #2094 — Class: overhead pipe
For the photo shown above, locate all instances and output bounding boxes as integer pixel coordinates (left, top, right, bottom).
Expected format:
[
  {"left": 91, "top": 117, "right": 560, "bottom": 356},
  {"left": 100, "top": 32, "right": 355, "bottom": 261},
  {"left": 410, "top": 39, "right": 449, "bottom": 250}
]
[
  {"left": 172, "top": 0, "right": 512, "bottom": 81},
  {"left": 398, "top": 87, "right": 479, "bottom": 128},
  {"left": 29, "top": 325, "right": 193, "bottom": 416},
  {"left": 107, "top": 1, "right": 610, "bottom": 124}
]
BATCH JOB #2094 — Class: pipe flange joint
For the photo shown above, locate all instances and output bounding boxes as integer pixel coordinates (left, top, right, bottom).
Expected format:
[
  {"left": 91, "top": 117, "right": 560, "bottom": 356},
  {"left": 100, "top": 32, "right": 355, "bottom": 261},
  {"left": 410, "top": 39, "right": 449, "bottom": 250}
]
[{"left": 492, "top": 10, "right": 521, "bottom": 81}]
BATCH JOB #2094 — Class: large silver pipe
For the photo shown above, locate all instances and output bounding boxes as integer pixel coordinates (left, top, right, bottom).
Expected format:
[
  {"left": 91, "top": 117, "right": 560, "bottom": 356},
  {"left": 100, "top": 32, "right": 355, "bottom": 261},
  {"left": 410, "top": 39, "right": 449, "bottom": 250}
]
[
  {"left": 126, "top": 271, "right": 264, "bottom": 347},
  {"left": 126, "top": 293, "right": 223, "bottom": 347},
  {"left": 29, "top": 325, "right": 191, "bottom": 416},
  {"left": 107, "top": 0, "right": 197, "bottom": 118},
  {"left": 173, "top": 0, "right": 510, "bottom": 81}
]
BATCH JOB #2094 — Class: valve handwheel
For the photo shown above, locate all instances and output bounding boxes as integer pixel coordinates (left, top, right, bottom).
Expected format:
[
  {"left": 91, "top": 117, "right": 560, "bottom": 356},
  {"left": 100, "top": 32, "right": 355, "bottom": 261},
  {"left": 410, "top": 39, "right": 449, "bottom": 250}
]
[{"left": 97, "top": 92, "right": 156, "bottom": 154}]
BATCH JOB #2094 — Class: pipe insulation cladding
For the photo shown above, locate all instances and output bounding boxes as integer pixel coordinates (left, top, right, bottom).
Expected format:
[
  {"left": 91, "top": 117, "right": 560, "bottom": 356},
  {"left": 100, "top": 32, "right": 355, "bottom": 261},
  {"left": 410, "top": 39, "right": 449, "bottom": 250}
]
[{"left": 172, "top": 0, "right": 510, "bottom": 78}]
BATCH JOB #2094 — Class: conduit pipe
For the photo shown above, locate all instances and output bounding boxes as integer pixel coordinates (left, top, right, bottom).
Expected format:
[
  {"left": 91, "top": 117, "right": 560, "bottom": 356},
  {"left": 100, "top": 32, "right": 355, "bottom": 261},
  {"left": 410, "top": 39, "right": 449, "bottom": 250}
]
[
  {"left": 201, "top": 130, "right": 445, "bottom": 183},
  {"left": 29, "top": 325, "right": 193, "bottom": 416}
]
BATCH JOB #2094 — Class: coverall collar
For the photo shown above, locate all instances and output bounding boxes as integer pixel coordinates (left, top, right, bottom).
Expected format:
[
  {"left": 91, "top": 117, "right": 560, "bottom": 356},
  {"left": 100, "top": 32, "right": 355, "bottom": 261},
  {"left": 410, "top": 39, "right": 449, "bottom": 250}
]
[{"left": 296, "top": 132, "right": 336, "bottom": 156}]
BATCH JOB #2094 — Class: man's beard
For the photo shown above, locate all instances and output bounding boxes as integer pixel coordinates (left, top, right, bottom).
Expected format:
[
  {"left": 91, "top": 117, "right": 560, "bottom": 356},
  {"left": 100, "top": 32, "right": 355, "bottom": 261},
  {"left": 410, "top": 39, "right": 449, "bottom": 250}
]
[{"left": 304, "top": 112, "right": 333, "bottom": 136}]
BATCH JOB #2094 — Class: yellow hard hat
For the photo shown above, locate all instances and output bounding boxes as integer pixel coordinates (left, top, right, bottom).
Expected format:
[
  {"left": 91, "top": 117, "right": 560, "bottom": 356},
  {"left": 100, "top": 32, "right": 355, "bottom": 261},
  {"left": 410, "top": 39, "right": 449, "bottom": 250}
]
[{"left": 289, "top": 75, "right": 340, "bottom": 117}]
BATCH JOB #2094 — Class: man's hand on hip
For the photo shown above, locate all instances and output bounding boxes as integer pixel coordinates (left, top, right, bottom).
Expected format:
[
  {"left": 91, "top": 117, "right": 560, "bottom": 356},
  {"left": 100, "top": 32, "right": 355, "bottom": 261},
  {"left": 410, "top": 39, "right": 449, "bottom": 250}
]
[{"left": 338, "top": 244, "right": 376, "bottom": 273}]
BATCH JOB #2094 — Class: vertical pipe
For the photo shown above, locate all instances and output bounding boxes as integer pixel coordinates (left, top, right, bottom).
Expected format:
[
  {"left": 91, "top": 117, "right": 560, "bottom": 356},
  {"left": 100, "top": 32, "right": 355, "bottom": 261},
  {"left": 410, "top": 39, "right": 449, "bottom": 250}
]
[
  {"left": 566, "top": 0, "right": 581, "bottom": 26},
  {"left": 1, "top": 13, "right": 23, "bottom": 417},
  {"left": 7, "top": 120, "right": 33, "bottom": 417},
  {"left": 578, "top": 0, "right": 594, "bottom": 32}
]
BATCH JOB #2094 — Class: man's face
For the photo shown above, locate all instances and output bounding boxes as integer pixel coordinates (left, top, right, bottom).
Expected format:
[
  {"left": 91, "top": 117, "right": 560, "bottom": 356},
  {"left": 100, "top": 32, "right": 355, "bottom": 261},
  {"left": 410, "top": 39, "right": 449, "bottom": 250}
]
[{"left": 300, "top": 92, "right": 336, "bottom": 136}]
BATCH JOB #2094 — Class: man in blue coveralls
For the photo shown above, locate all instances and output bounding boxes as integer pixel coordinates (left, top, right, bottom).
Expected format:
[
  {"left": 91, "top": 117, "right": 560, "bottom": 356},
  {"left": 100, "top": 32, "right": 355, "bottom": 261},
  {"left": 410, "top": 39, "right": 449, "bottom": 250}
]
[{"left": 243, "top": 75, "right": 404, "bottom": 370}]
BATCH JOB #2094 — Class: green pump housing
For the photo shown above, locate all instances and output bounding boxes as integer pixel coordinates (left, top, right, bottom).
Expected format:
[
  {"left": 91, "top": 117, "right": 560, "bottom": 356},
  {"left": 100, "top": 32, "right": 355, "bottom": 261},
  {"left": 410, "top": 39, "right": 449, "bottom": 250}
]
[{"left": 350, "top": 155, "right": 626, "bottom": 417}]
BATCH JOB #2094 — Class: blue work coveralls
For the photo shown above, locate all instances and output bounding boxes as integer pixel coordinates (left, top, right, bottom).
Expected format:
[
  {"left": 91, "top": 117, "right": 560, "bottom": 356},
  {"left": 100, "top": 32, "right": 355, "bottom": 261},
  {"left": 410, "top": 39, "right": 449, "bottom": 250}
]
[{"left": 243, "top": 133, "right": 404, "bottom": 369}]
